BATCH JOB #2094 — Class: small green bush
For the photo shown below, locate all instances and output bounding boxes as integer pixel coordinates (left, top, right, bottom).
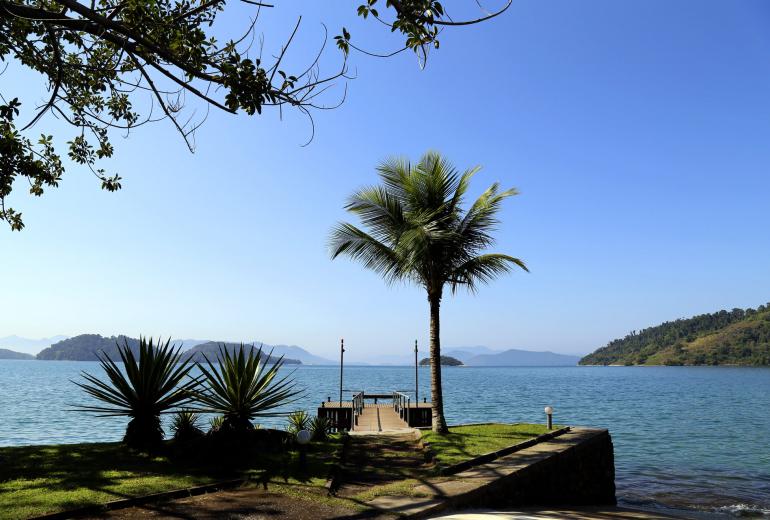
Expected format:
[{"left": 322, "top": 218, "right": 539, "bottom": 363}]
[
  {"left": 171, "top": 411, "right": 204, "bottom": 442},
  {"left": 287, "top": 410, "right": 311, "bottom": 434},
  {"left": 208, "top": 415, "right": 224, "bottom": 435},
  {"left": 310, "top": 416, "right": 332, "bottom": 441}
]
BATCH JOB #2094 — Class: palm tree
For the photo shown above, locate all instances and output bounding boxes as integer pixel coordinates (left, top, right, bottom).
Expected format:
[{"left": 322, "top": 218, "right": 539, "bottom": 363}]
[
  {"left": 74, "top": 337, "right": 198, "bottom": 449},
  {"left": 329, "top": 152, "right": 528, "bottom": 433},
  {"left": 192, "top": 344, "right": 301, "bottom": 433}
]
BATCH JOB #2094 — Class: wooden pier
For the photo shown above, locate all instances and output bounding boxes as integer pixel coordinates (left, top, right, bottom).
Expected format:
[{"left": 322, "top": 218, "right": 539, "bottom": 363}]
[{"left": 318, "top": 392, "right": 432, "bottom": 432}]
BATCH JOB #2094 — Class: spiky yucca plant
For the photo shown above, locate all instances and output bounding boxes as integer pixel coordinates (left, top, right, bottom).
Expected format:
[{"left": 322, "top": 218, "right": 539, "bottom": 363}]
[
  {"left": 310, "top": 415, "right": 332, "bottom": 441},
  {"left": 74, "top": 337, "right": 198, "bottom": 449},
  {"left": 208, "top": 415, "right": 224, "bottom": 434},
  {"left": 287, "top": 410, "right": 311, "bottom": 434},
  {"left": 171, "top": 411, "right": 204, "bottom": 442},
  {"left": 193, "top": 344, "right": 300, "bottom": 434}
]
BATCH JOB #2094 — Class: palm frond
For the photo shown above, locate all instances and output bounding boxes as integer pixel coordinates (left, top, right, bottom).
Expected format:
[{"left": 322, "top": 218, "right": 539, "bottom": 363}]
[
  {"left": 331, "top": 152, "right": 527, "bottom": 296},
  {"left": 448, "top": 253, "right": 528, "bottom": 294},
  {"left": 345, "top": 185, "right": 406, "bottom": 242},
  {"left": 329, "top": 223, "right": 405, "bottom": 284}
]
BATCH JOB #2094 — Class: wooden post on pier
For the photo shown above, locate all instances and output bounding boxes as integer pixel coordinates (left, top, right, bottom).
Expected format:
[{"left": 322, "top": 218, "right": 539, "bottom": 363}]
[
  {"left": 339, "top": 338, "right": 345, "bottom": 407},
  {"left": 414, "top": 339, "right": 418, "bottom": 403}
]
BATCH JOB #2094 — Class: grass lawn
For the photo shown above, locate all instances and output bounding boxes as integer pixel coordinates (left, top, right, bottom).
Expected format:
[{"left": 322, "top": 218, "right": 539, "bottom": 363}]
[
  {"left": 1, "top": 424, "right": 562, "bottom": 519},
  {"left": 421, "top": 423, "right": 554, "bottom": 468},
  {"left": 0, "top": 437, "right": 343, "bottom": 520}
]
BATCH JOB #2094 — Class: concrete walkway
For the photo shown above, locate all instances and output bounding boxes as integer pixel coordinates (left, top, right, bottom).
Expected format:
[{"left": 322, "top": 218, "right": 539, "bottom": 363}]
[{"left": 363, "top": 428, "right": 652, "bottom": 519}]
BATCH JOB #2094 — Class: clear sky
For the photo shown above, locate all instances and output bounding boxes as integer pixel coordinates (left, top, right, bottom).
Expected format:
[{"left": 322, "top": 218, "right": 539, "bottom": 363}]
[{"left": 2, "top": 0, "right": 770, "bottom": 360}]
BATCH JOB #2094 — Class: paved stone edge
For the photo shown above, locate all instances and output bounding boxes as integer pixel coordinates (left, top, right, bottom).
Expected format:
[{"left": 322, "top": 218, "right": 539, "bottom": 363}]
[{"left": 404, "top": 428, "right": 610, "bottom": 519}]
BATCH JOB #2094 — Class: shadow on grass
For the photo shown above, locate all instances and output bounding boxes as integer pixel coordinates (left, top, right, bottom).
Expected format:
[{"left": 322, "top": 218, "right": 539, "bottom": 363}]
[{"left": 0, "top": 436, "right": 342, "bottom": 519}]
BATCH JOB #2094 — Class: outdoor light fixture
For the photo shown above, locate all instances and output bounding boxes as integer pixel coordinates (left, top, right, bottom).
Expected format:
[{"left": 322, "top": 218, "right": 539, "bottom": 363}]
[
  {"left": 544, "top": 406, "right": 554, "bottom": 430},
  {"left": 296, "top": 429, "right": 311, "bottom": 467},
  {"left": 296, "top": 429, "right": 311, "bottom": 445}
]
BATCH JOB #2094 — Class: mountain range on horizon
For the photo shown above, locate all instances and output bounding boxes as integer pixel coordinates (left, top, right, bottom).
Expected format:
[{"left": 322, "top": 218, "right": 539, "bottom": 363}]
[
  {"left": 0, "top": 334, "right": 582, "bottom": 365},
  {"left": 31, "top": 335, "right": 335, "bottom": 364},
  {"left": 0, "top": 335, "right": 70, "bottom": 355},
  {"left": 349, "top": 345, "right": 581, "bottom": 366}
]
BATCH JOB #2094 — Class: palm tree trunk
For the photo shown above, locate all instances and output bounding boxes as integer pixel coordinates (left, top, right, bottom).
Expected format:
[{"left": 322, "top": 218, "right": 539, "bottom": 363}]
[{"left": 429, "top": 293, "right": 449, "bottom": 434}]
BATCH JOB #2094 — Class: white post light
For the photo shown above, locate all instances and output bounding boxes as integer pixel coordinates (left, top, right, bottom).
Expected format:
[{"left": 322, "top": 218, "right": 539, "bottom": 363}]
[
  {"left": 296, "top": 429, "right": 311, "bottom": 467},
  {"left": 544, "top": 406, "right": 554, "bottom": 430},
  {"left": 296, "top": 429, "right": 311, "bottom": 445}
]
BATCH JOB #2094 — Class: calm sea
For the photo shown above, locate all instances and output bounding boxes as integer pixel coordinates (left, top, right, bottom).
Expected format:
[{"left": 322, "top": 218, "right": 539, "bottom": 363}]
[{"left": 0, "top": 362, "right": 768, "bottom": 518}]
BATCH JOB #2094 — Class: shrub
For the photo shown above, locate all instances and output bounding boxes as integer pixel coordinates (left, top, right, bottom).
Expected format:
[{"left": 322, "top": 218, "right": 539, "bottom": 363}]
[
  {"left": 208, "top": 415, "right": 224, "bottom": 435},
  {"left": 310, "top": 416, "right": 332, "bottom": 441},
  {"left": 192, "top": 344, "right": 301, "bottom": 434},
  {"left": 171, "top": 411, "right": 204, "bottom": 442},
  {"left": 74, "top": 337, "right": 198, "bottom": 450},
  {"left": 287, "top": 410, "right": 311, "bottom": 434}
]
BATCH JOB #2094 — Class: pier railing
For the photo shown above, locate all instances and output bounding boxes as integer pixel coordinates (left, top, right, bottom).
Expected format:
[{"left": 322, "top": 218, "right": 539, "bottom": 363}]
[
  {"left": 352, "top": 391, "right": 365, "bottom": 428},
  {"left": 392, "top": 391, "right": 411, "bottom": 425},
  {"left": 320, "top": 390, "right": 432, "bottom": 431}
]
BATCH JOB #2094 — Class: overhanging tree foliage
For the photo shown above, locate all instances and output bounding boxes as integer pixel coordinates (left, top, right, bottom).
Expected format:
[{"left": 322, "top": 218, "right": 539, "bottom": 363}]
[{"left": 0, "top": 0, "right": 511, "bottom": 230}]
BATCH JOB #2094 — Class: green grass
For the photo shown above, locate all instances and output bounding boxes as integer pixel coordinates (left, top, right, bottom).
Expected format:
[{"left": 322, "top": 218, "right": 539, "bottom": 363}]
[
  {"left": 0, "top": 425, "right": 561, "bottom": 519},
  {"left": 0, "top": 438, "right": 342, "bottom": 520},
  {"left": 421, "top": 423, "right": 553, "bottom": 468}
]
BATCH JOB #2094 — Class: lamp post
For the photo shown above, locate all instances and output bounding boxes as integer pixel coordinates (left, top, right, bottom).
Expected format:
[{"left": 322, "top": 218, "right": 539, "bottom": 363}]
[
  {"left": 339, "top": 338, "right": 345, "bottom": 407},
  {"left": 544, "top": 406, "right": 554, "bottom": 430},
  {"left": 296, "top": 429, "right": 311, "bottom": 469},
  {"left": 414, "top": 339, "right": 419, "bottom": 403}
]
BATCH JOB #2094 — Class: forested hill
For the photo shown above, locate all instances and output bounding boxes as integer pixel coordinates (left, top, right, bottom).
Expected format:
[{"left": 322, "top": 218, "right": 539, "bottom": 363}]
[
  {"left": 580, "top": 304, "right": 770, "bottom": 366},
  {"left": 182, "top": 342, "right": 301, "bottom": 364},
  {"left": 0, "top": 348, "right": 34, "bottom": 360},
  {"left": 37, "top": 335, "right": 300, "bottom": 364},
  {"left": 37, "top": 335, "right": 140, "bottom": 360}
]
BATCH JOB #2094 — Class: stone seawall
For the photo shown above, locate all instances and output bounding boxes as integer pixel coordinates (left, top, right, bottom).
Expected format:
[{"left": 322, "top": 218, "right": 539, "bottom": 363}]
[
  {"left": 455, "top": 428, "right": 617, "bottom": 509},
  {"left": 365, "top": 427, "right": 617, "bottom": 518}
]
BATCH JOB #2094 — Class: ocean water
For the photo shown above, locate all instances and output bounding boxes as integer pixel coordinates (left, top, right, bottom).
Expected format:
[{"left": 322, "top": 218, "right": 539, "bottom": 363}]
[{"left": 0, "top": 361, "right": 768, "bottom": 518}]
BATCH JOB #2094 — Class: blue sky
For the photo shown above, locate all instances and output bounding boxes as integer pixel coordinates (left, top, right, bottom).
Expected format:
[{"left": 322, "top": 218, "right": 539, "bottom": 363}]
[{"left": 2, "top": 0, "right": 770, "bottom": 359}]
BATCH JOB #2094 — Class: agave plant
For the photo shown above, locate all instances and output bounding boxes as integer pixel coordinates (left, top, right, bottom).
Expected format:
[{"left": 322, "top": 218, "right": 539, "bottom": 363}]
[
  {"left": 208, "top": 415, "right": 224, "bottom": 434},
  {"left": 287, "top": 410, "right": 311, "bottom": 434},
  {"left": 171, "top": 411, "right": 204, "bottom": 442},
  {"left": 193, "top": 344, "right": 301, "bottom": 433},
  {"left": 310, "top": 415, "right": 332, "bottom": 441},
  {"left": 74, "top": 337, "right": 198, "bottom": 449}
]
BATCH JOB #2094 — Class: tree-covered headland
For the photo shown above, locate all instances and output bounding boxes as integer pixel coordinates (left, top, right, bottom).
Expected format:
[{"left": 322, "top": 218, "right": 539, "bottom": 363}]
[{"left": 580, "top": 304, "right": 770, "bottom": 366}]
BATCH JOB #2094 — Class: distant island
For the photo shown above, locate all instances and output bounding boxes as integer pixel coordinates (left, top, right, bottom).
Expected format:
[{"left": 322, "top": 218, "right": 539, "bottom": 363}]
[
  {"left": 182, "top": 341, "right": 301, "bottom": 364},
  {"left": 419, "top": 356, "right": 463, "bottom": 366},
  {"left": 580, "top": 304, "right": 770, "bottom": 366},
  {"left": 37, "top": 335, "right": 301, "bottom": 364},
  {"left": 0, "top": 348, "right": 34, "bottom": 360},
  {"left": 37, "top": 334, "right": 139, "bottom": 361},
  {"left": 454, "top": 348, "right": 580, "bottom": 366}
]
